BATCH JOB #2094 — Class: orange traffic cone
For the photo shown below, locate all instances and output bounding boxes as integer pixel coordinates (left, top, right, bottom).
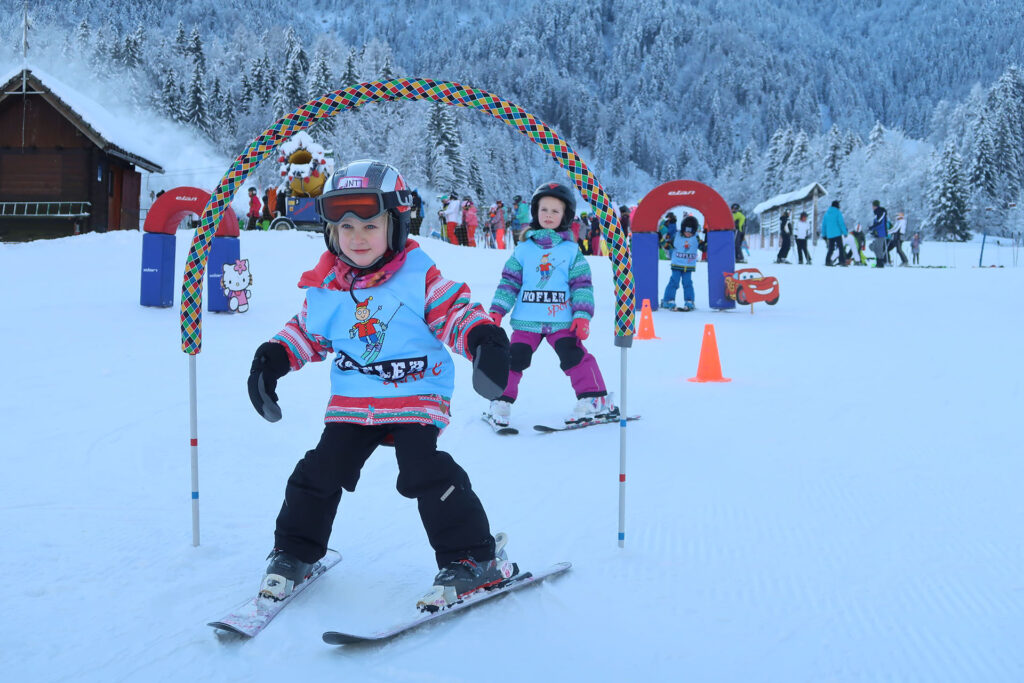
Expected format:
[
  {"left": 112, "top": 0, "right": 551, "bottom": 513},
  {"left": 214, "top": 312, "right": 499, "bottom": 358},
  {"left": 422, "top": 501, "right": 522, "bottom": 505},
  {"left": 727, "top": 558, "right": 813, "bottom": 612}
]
[
  {"left": 688, "top": 323, "right": 731, "bottom": 382},
  {"left": 635, "top": 299, "right": 660, "bottom": 340}
]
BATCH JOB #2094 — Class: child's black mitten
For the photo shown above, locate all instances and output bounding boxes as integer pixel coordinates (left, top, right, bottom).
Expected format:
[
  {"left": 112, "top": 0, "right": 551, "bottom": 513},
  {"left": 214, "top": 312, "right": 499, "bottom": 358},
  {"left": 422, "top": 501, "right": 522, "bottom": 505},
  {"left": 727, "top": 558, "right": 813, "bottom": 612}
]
[
  {"left": 467, "top": 323, "right": 510, "bottom": 400},
  {"left": 248, "top": 342, "right": 290, "bottom": 422}
]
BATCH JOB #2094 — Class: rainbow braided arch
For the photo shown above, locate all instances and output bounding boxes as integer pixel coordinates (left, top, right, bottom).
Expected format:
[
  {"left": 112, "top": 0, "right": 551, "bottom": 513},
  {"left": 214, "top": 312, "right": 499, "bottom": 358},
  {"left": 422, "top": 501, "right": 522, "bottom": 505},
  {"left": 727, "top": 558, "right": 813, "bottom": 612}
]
[{"left": 180, "top": 78, "right": 636, "bottom": 354}]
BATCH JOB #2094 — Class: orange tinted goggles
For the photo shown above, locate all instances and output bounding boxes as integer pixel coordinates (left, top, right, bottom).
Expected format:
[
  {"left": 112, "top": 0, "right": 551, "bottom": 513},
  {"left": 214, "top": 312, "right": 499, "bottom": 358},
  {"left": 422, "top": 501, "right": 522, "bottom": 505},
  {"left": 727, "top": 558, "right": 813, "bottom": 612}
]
[{"left": 317, "top": 191, "right": 387, "bottom": 223}]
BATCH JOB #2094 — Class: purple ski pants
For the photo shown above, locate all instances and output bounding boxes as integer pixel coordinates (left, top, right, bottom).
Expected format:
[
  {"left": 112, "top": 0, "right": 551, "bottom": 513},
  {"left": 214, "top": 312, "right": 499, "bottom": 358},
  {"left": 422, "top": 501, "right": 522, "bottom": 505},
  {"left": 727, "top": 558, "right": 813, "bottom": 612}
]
[{"left": 501, "top": 327, "right": 606, "bottom": 402}]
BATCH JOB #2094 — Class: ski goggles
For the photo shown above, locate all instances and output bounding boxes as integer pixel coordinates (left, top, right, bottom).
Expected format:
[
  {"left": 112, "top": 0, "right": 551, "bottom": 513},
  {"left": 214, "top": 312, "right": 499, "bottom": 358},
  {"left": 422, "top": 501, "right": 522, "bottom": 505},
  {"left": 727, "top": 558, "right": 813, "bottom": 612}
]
[{"left": 316, "top": 188, "right": 411, "bottom": 224}]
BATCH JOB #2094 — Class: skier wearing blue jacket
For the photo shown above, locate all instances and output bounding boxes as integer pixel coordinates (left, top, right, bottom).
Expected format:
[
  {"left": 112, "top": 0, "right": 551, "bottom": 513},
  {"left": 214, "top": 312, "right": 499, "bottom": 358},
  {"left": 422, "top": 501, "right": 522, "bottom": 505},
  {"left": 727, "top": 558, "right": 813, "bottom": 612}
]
[{"left": 821, "top": 200, "right": 849, "bottom": 267}]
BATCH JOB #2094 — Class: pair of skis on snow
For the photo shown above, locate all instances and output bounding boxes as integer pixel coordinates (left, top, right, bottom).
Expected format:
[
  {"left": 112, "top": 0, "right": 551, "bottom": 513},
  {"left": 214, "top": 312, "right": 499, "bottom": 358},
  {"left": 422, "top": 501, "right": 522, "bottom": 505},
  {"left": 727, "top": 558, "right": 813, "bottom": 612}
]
[
  {"left": 208, "top": 552, "right": 571, "bottom": 645},
  {"left": 483, "top": 412, "right": 641, "bottom": 435}
]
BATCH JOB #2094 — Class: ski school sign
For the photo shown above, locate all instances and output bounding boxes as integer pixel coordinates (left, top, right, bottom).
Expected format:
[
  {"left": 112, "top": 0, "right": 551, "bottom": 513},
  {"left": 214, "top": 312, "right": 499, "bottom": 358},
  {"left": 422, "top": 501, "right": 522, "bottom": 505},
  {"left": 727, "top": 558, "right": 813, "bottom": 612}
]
[{"left": 176, "top": 78, "right": 638, "bottom": 549}]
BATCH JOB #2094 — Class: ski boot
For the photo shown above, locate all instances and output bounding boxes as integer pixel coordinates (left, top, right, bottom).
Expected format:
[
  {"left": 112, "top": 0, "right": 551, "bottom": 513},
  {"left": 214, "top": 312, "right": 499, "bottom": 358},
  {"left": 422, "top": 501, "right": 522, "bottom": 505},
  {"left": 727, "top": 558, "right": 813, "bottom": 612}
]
[
  {"left": 259, "top": 549, "right": 314, "bottom": 602},
  {"left": 680, "top": 301, "right": 695, "bottom": 312},
  {"left": 566, "top": 392, "right": 619, "bottom": 425},
  {"left": 417, "top": 533, "right": 518, "bottom": 613},
  {"left": 487, "top": 399, "right": 511, "bottom": 428},
  {"left": 659, "top": 299, "right": 675, "bottom": 309}
]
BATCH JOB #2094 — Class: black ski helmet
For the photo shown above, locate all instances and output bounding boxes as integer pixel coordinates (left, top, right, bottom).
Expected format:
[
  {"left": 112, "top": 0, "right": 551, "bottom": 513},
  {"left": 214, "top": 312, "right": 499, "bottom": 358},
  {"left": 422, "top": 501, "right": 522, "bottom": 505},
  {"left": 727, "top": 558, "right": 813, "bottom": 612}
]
[
  {"left": 318, "top": 159, "right": 413, "bottom": 268},
  {"left": 529, "top": 181, "right": 576, "bottom": 231},
  {"left": 681, "top": 215, "right": 700, "bottom": 234}
]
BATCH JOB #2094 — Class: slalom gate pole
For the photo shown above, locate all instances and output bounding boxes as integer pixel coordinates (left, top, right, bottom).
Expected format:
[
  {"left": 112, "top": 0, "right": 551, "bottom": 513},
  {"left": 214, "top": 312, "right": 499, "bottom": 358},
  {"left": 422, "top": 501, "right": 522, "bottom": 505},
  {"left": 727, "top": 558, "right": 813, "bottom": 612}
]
[
  {"left": 189, "top": 354, "right": 200, "bottom": 546},
  {"left": 618, "top": 344, "right": 628, "bottom": 548}
]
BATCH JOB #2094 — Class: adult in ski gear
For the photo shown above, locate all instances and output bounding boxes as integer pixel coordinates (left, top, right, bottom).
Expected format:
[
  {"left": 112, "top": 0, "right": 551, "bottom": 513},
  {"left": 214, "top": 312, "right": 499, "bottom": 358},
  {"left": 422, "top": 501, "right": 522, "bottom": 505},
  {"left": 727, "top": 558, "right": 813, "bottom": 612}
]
[
  {"left": 488, "top": 182, "right": 616, "bottom": 427},
  {"left": 251, "top": 159, "right": 513, "bottom": 604},
  {"left": 794, "top": 211, "right": 813, "bottom": 264},
  {"left": 513, "top": 196, "right": 531, "bottom": 243},
  {"left": 461, "top": 198, "right": 478, "bottom": 247},
  {"left": 409, "top": 189, "right": 423, "bottom": 235},
  {"left": 661, "top": 215, "right": 700, "bottom": 310},
  {"left": 775, "top": 210, "right": 793, "bottom": 263},
  {"left": 441, "top": 193, "right": 463, "bottom": 245},
  {"left": 889, "top": 211, "right": 909, "bottom": 266},
  {"left": 246, "top": 187, "right": 261, "bottom": 231},
  {"left": 821, "top": 200, "right": 849, "bottom": 266},
  {"left": 658, "top": 212, "right": 678, "bottom": 258},
  {"left": 731, "top": 203, "right": 747, "bottom": 263},
  {"left": 869, "top": 200, "right": 889, "bottom": 268}
]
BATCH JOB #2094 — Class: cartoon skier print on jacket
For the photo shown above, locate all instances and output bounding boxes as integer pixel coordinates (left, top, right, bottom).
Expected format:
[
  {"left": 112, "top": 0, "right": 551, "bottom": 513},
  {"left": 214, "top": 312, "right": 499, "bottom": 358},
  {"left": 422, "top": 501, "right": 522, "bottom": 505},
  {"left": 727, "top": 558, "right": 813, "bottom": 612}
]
[{"left": 348, "top": 296, "right": 387, "bottom": 359}]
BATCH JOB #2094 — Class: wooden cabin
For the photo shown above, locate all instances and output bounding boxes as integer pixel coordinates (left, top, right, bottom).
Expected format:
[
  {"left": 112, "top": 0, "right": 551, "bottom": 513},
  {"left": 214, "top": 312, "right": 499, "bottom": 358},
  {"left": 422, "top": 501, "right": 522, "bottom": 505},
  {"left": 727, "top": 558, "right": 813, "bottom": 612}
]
[
  {"left": 753, "top": 182, "right": 828, "bottom": 247},
  {"left": 0, "top": 67, "right": 163, "bottom": 241}
]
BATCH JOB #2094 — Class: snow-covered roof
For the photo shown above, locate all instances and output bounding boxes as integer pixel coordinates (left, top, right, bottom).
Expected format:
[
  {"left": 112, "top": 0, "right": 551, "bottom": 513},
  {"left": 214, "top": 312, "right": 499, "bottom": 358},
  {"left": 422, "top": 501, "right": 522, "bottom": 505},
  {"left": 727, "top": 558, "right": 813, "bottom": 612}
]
[
  {"left": 0, "top": 65, "right": 163, "bottom": 173},
  {"left": 753, "top": 182, "right": 828, "bottom": 215}
]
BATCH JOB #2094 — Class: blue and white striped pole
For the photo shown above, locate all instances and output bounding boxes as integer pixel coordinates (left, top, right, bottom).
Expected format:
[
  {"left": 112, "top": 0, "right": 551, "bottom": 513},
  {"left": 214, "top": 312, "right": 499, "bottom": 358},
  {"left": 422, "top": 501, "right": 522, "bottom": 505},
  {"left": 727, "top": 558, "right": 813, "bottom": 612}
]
[
  {"left": 617, "top": 344, "right": 629, "bottom": 548},
  {"left": 189, "top": 354, "right": 200, "bottom": 546}
]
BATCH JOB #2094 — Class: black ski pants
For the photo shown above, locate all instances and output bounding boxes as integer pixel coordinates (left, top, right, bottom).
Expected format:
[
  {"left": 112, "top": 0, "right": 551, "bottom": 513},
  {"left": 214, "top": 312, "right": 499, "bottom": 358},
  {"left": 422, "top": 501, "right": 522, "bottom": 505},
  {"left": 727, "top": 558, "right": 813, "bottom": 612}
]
[
  {"left": 776, "top": 233, "right": 792, "bottom": 261},
  {"left": 274, "top": 422, "right": 495, "bottom": 569},
  {"left": 825, "top": 236, "right": 845, "bottom": 265},
  {"left": 888, "top": 233, "right": 909, "bottom": 265},
  {"left": 735, "top": 230, "right": 745, "bottom": 261},
  {"left": 795, "top": 238, "right": 811, "bottom": 263}
]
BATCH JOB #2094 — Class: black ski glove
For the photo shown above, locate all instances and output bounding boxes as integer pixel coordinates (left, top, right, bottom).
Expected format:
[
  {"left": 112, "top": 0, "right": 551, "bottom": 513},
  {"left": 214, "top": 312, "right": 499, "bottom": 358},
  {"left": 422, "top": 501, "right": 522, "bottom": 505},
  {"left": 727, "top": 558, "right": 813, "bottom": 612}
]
[
  {"left": 467, "top": 323, "right": 510, "bottom": 400},
  {"left": 248, "top": 342, "right": 290, "bottom": 422}
]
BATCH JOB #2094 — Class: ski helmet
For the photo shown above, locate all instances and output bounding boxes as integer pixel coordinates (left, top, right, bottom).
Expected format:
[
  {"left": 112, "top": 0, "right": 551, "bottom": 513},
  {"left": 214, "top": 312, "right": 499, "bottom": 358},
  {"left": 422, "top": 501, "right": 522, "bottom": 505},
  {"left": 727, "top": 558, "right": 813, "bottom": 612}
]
[
  {"left": 529, "top": 181, "right": 576, "bottom": 231},
  {"left": 681, "top": 215, "right": 699, "bottom": 234},
  {"left": 317, "top": 159, "right": 413, "bottom": 268}
]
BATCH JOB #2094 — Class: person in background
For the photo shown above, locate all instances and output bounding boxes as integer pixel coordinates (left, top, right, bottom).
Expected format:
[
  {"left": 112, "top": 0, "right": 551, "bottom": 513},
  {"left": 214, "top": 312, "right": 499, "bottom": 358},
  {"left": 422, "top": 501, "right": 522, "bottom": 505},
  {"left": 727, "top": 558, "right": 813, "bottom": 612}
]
[
  {"left": 442, "top": 193, "right": 463, "bottom": 245},
  {"left": 261, "top": 189, "right": 273, "bottom": 229},
  {"left": 513, "top": 196, "right": 531, "bottom": 244},
  {"left": 851, "top": 223, "right": 867, "bottom": 265},
  {"left": 587, "top": 213, "right": 603, "bottom": 256},
  {"left": 461, "top": 198, "right": 479, "bottom": 247},
  {"left": 775, "top": 210, "right": 793, "bottom": 264},
  {"left": 491, "top": 200, "right": 507, "bottom": 249},
  {"left": 794, "top": 211, "right": 812, "bottom": 264},
  {"left": 660, "top": 214, "right": 700, "bottom": 311},
  {"left": 911, "top": 231, "right": 922, "bottom": 265},
  {"left": 821, "top": 199, "right": 848, "bottom": 266},
  {"left": 890, "top": 211, "right": 909, "bottom": 266},
  {"left": 869, "top": 199, "right": 888, "bottom": 268},
  {"left": 731, "top": 203, "right": 747, "bottom": 263},
  {"left": 409, "top": 189, "right": 423, "bottom": 236},
  {"left": 486, "top": 182, "right": 616, "bottom": 429},
  {"left": 247, "top": 187, "right": 262, "bottom": 231}
]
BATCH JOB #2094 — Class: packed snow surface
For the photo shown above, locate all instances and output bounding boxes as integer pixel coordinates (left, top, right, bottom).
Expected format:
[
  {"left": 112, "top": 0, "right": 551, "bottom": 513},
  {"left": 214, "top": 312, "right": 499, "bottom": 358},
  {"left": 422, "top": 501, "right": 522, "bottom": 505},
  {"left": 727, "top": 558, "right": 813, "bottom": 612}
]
[{"left": 2, "top": 230, "right": 1022, "bottom": 682}]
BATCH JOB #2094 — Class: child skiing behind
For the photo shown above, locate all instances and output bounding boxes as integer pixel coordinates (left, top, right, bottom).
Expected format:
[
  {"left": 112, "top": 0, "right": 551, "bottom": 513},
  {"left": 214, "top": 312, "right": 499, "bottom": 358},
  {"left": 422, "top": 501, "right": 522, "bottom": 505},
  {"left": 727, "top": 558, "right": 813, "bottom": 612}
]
[
  {"left": 246, "top": 159, "right": 517, "bottom": 613},
  {"left": 485, "top": 182, "right": 617, "bottom": 429},
  {"left": 660, "top": 214, "right": 700, "bottom": 311}
]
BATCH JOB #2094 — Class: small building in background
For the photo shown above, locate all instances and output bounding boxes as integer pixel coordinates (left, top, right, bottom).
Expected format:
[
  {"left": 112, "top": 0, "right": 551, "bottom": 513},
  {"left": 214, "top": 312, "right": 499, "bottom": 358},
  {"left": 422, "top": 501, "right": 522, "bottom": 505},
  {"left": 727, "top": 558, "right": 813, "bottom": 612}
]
[
  {"left": 753, "top": 182, "right": 828, "bottom": 247},
  {"left": 0, "top": 67, "right": 163, "bottom": 242}
]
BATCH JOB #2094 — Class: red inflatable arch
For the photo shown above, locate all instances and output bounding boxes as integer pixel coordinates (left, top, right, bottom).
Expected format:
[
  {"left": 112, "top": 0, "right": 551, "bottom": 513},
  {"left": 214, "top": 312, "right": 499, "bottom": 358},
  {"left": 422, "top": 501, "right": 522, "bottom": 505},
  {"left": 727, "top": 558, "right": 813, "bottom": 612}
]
[
  {"left": 631, "top": 180, "right": 733, "bottom": 232},
  {"left": 143, "top": 186, "right": 239, "bottom": 237}
]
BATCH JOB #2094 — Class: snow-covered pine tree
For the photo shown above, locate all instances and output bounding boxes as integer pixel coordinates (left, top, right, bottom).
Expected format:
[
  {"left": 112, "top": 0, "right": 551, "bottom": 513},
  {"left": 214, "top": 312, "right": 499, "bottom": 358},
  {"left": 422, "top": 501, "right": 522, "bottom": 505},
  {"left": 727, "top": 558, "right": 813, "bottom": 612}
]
[
  {"left": 274, "top": 46, "right": 309, "bottom": 119},
  {"left": 824, "top": 124, "right": 844, "bottom": 182},
  {"left": 785, "top": 130, "right": 812, "bottom": 189},
  {"left": 173, "top": 21, "right": 187, "bottom": 56},
  {"left": 75, "top": 20, "right": 91, "bottom": 53},
  {"left": 186, "top": 26, "right": 205, "bottom": 72},
  {"left": 307, "top": 51, "right": 336, "bottom": 138},
  {"left": 926, "top": 141, "right": 971, "bottom": 241},
  {"left": 426, "top": 102, "right": 463, "bottom": 194},
  {"left": 762, "top": 127, "right": 792, "bottom": 196},
  {"left": 866, "top": 121, "right": 886, "bottom": 158},
  {"left": 160, "top": 71, "right": 183, "bottom": 122},
  {"left": 184, "top": 61, "right": 211, "bottom": 139}
]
